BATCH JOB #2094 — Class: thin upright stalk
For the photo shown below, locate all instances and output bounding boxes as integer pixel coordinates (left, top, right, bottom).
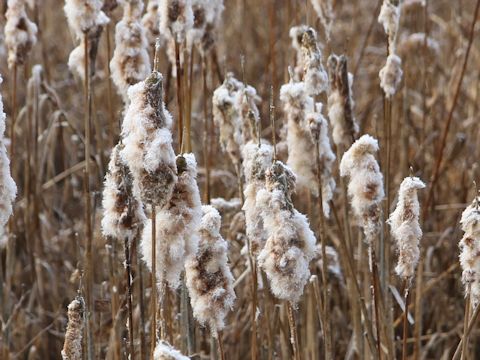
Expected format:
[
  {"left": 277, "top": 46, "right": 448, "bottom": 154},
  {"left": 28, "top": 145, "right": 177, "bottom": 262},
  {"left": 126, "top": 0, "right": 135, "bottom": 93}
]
[
  {"left": 287, "top": 302, "right": 300, "bottom": 360},
  {"left": 369, "top": 246, "right": 383, "bottom": 360},
  {"left": 124, "top": 236, "right": 135, "bottom": 360},
  {"left": 150, "top": 205, "right": 157, "bottom": 357},
  {"left": 452, "top": 304, "right": 480, "bottom": 360},
  {"left": 460, "top": 286, "right": 471, "bottom": 360},
  {"left": 402, "top": 281, "right": 410, "bottom": 360},
  {"left": 137, "top": 242, "right": 147, "bottom": 360},
  {"left": 247, "top": 237, "right": 258, "bottom": 360},
  {"left": 106, "top": 23, "right": 116, "bottom": 147},
  {"left": 175, "top": 41, "right": 184, "bottom": 149},
  {"left": 202, "top": 56, "right": 211, "bottom": 204},
  {"left": 83, "top": 32, "right": 94, "bottom": 360},
  {"left": 217, "top": 334, "right": 226, "bottom": 360}
]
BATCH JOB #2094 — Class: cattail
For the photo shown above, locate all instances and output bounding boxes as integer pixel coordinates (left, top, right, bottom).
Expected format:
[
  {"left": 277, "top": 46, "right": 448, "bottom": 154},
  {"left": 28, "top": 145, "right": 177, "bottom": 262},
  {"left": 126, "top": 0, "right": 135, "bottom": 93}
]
[
  {"left": 289, "top": 25, "right": 309, "bottom": 82},
  {"left": 185, "top": 205, "right": 236, "bottom": 336},
  {"left": 242, "top": 142, "right": 273, "bottom": 255},
  {"left": 120, "top": 71, "right": 177, "bottom": 207},
  {"left": 101, "top": 142, "right": 146, "bottom": 241},
  {"left": 307, "top": 103, "right": 336, "bottom": 216},
  {"left": 154, "top": 340, "right": 189, "bottom": 360},
  {"left": 61, "top": 296, "right": 85, "bottom": 360},
  {"left": 64, "top": 0, "right": 110, "bottom": 79},
  {"left": 237, "top": 84, "right": 261, "bottom": 144},
  {"left": 388, "top": 176, "right": 425, "bottom": 281},
  {"left": 141, "top": 153, "right": 202, "bottom": 289},
  {"left": 257, "top": 161, "right": 317, "bottom": 303},
  {"left": 280, "top": 81, "right": 335, "bottom": 206},
  {"left": 340, "top": 135, "right": 384, "bottom": 244},
  {"left": 301, "top": 28, "right": 328, "bottom": 96},
  {"left": 0, "top": 75, "right": 17, "bottom": 227},
  {"left": 459, "top": 196, "right": 480, "bottom": 306},
  {"left": 310, "top": 0, "right": 333, "bottom": 42},
  {"left": 327, "top": 54, "right": 359, "bottom": 148},
  {"left": 160, "top": 0, "right": 194, "bottom": 43},
  {"left": 110, "top": 0, "right": 151, "bottom": 102},
  {"left": 5, "top": 0, "right": 38, "bottom": 69},
  {"left": 191, "top": 0, "right": 224, "bottom": 55},
  {"left": 142, "top": 0, "right": 163, "bottom": 47},
  {"left": 212, "top": 73, "right": 244, "bottom": 165},
  {"left": 378, "top": 0, "right": 403, "bottom": 97}
]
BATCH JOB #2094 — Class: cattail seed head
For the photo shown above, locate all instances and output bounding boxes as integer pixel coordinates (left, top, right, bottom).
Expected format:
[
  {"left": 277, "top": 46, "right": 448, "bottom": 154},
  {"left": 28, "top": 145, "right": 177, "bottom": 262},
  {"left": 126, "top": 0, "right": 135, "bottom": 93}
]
[
  {"left": 340, "top": 135, "right": 385, "bottom": 244},
  {"left": 5, "top": 0, "right": 38, "bottom": 69},
  {"left": 0, "top": 75, "right": 17, "bottom": 227},
  {"left": 388, "top": 176, "right": 425, "bottom": 281},
  {"left": 185, "top": 205, "right": 236, "bottom": 336},
  {"left": 120, "top": 71, "right": 177, "bottom": 207},
  {"left": 257, "top": 161, "right": 317, "bottom": 303},
  {"left": 301, "top": 28, "right": 328, "bottom": 96},
  {"left": 141, "top": 153, "right": 202, "bottom": 289},
  {"left": 101, "top": 143, "right": 146, "bottom": 241},
  {"left": 154, "top": 340, "right": 190, "bottom": 359},
  {"left": 110, "top": 0, "right": 151, "bottom": 101},
  {"left": 379, "top": 53, "right": 403, "bottom": 98},
  {"left": 160, "top": 0, "right": 194, "bottom": 43},
  {"left": 459, "top": 196, "right": 480, "bottom": 305},
  {"left": 61, "top": 296, "right": 85, "bottom": 360}
]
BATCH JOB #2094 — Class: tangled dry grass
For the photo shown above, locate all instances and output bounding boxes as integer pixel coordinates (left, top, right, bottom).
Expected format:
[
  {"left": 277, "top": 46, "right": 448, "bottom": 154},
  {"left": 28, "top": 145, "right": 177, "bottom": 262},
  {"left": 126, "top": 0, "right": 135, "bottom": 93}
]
[{"left": 1, "top": 0, "right": 480, "bottom": 359}]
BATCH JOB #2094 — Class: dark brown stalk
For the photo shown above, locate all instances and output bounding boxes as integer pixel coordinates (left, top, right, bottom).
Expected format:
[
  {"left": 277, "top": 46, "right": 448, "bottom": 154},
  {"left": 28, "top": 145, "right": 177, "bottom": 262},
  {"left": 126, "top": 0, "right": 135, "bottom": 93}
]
[
  {"left": 150, "top": 205, "right": 157, "bottom": 358},
  {"left": 452, "top": 303, "right": 480, "bottom": 360},
  {"left": 185, "top": 45, "right": 194, "bottom": 153},
  {"left": 202, "top": 55, "right": 211, "bottom": 204},
  {"left": 124, "top": 236, "right": 135, "bottom": 360},
  {"left": 83, "top": 32, "right": 94, "bottom": 360},
  {"left": 218, "top": 333, "right": 226, "bottom": 360},
  {"left": 175, "top": 41, "right": 184, "bottom": 150},
  {"left": 423, "top": 0, "right": 480, "bottom": 218},
  {"left": 369, "top": 246, "right": 383, "bottom": 360}
]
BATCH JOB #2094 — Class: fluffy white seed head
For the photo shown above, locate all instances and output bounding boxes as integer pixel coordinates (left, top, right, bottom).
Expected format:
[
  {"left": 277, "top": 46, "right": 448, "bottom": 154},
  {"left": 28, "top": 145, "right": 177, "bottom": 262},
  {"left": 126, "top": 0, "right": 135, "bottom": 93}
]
[
  {"left": 160, "top": 0, "right": 194, "bottom": 43},
  {"left": 242, "top": 142, "right": 274, "bottom": 255},
  {"left": 378, "top": 0, "right": 400, "bottom": 50},
  {"left": 64, "top": 0, "right": 109, "bottom": 38},
  {"left": 110, "top": 0, "right": 151, "bottom": 102},
  {"left": 459, "top": 196, "right": 480, "bottom": 306},
  {"left": 154, "top": 341, "right": 189, "bottom": 360},
  {"left": 340, "top": 135, "right": 384, "bottom": 244},
  {"left": 0, "top": 75, "right": 17, "bottom": 227},
  {"left": 301, "top": 28, "right": 328, "bottom": 96},
  {"left": 141, "top": 153, "right": 202, "bottom": 289},
  {"left": 327, "top": 54, "right": 359, "bottom": 147},
  {"left": 257, "top": 161, "right": 317, "bottom": 303},
  {"left": 388, "top": 176, "right": 425, "bottom": 281},
  {"left": 185, "top": 205, "right": 236, "bottom": 336},
  {"left": 212, "top": 73, "right": 244, "bottom": 165},
  {"left": 5, "top": 0, "right": 38, "bottom": 68},
  {"left": 61, "top": 296, "right": 85, "bottom": 360},
  {"left": 101, "top": 143, "right": 146, "bottom": 241},
  {"left": 379, "top": 53, "right": 403, "bottom": 98},
  {"left": 120, "top": 71, "right": 177, "bottom": 207}
]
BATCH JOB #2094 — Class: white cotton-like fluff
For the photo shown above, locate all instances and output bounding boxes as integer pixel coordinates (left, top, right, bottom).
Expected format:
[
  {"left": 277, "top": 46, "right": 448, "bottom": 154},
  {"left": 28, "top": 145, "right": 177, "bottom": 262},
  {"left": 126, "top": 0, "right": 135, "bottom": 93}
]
[
  {"left": 257, "top": 161, "right": 317, "bottom": 303},
  {"left": 141, "top": 153, "right": 202, "bottom": 289},
  {"left": 142, "top": 0, "right": 164, "bottom": 47},
  {"left": 101, "top": 143, "right": 146, "bottom": 241},
  {"left": 64, "top": 0, "right": 109, "bottom": 38},
  {"left": 301, "top": 28, "right": 328, "bottom": 95},
  {"left": 459, "top": 197, "right": 480, "bottom": 306},
  {"left": 210, "top": 197, "right": 242, "bottom": 214},
  {"left": 310, "top": 0, "right": 333, "bottom": 41},
  {"left": 154, "top": 340, "right": 189, "bottom": 360},
  {"left": 281, "top": 81, "right": 335, "bottom": 205},
  {"left": 327, "top": 54, "right": 359, "bottom": 147},
  {"left": 185, "top": 205, "right": 236, "bottom": 336},
  {"left": 388, "top": 176, "right": 425, "bottom": 281},
  {"left": 61, "top": 297, "right": 85, "bottom": 360},
  {"left": 0, "top": 75, "right": 17, "bottom": 226},
  {"left": 5, "top": 0, "right": 38, "bottom": 68},
  {"left": 307, "top": 103, "right": 336, "bottom": 217},
  {"left": 340, "top": 135, "right": 385, "bottom": 243},
  {"left": 160, "top": 0, "right": 194, "bottom": 43},
  {"left": 289, "top": 25, "right": 309, "bottom": 82},
  {"left": 379, "top": 53, "right": 403, "bottom": 98},
  {"left": 110, "top": 0, "right": 151, "bottom": 102},
  {"left": 315, "top": 244, "right": 343, "bottom": 280},
  {"left": 212, "top": 73, "right": 244, "bottom": 165},
  {"left": 188, "top": 0, "right": 224, "bottom": 54},
  {"left": 120, "top": 71, "right": 177, "bottom": 207},
  {"left": 236, "top": 84, "right": 261, "bottom": 143},
  {"left": 242, "top": 142, "right": 273, "bottom": 255},
  {"left": 378, "top": 0, "right": 400, "bottom": 48}
]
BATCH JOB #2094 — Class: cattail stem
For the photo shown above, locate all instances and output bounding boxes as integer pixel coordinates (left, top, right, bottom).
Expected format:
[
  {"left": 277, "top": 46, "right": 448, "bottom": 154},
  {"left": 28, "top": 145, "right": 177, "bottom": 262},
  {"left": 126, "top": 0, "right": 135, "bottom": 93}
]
[
  {"left": 124, "top": 236, "right": 135, "bottom": 360},
  {"left": 217, "top": 333, "right": 226, "bottom": 360},
  {"left": 246, "top": 237, "right": 258, "bottom": 360},
  {"left": 105, "top": 23, "right": 116, "bottom": 147},
  {"left": 202, "top": 56, "right": 211, "bottom": 204},
  {"left": 452, "top": 303, "right": 480, "bottom": 360},
  {"left": 10, "top": 63, "right": 17, "bottom": 178},
  {"left": 83, "top": 32, "right": 94, "bottom": 360},
  {"left": 369, "top": 246, "right": 383, "bottom": 360},
  {"left": 402, "top": 281, "right": 410, "bottom": 360},
  {"left": 287, "top": 302, "right": 300, "bottom": 360},
  {"left": 175, "top": 41, "right": 184, "bottom": 150},
  {"left": 137, "top": 249, "right": 146, "bottom": 360},
  {"left": 159, "top": 281, "right": 167, "bottom": 341},
  {"left": 185, "top": 45, "right": 194, "bottom": 153},
  {"left": 314, "top": 139, "right": 332, "bottom": 360},
  {"left": 460, "top": 287, "right": 471, "bottom": 360},
  {"left": 150, "top": 205, "right": 157, "bottom": 358}
]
